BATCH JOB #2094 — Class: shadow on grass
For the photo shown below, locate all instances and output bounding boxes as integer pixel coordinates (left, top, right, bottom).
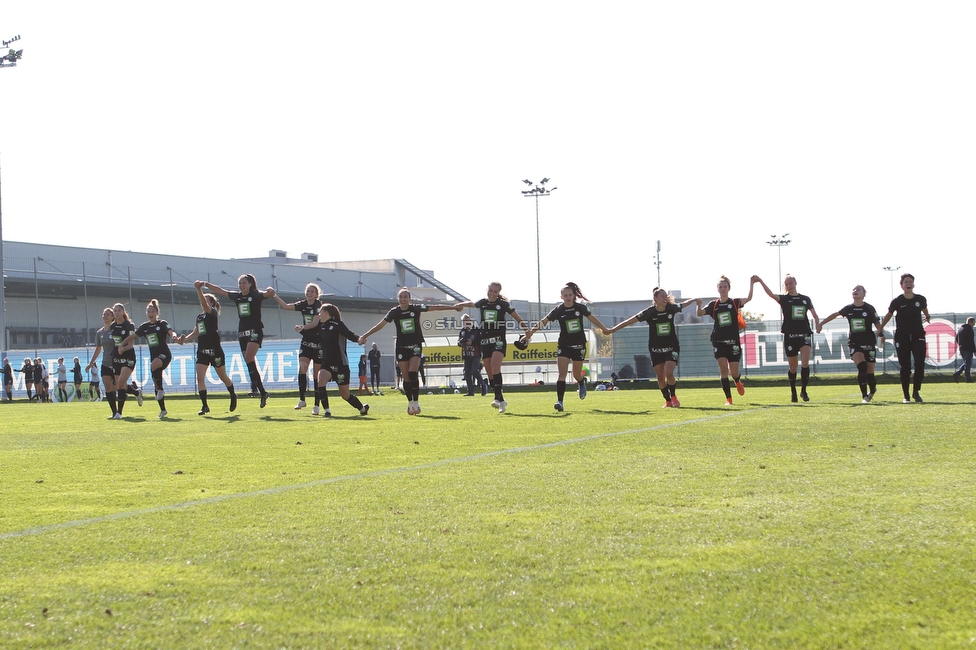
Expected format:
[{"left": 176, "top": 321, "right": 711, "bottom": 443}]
[
  {"left": 502, "top": 412, "right": 572, "bottom": 419},
  {"left": 212, "top": 415, "right": 242, "bottom": 422}
]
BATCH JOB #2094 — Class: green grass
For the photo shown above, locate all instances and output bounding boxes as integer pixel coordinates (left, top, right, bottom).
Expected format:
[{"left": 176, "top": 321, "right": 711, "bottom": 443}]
[{"left": 2, "top": 382, "right": 975, "bottom": 648}]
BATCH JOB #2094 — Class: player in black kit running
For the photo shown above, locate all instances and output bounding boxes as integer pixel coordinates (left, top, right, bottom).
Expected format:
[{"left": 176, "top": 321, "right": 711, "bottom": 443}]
[
  {"left": 818, "top": 285, "right": 885, "bottom": 404},
  {"left": 111, "top": 302, "right": 142, "bottom": 417},
  {"left": 696, "top": 275, "right": 757, "bottom": 405},
  {"left": 880, "top": 273, "right": 930, "bottom": 403},
  {"left": 200, "top": 274, "right": 275, "bottom": 408},
  {"left": 182, "top": 281, "right": 238, "bottom": 415},
  {"left": 456, "top": 282, "right": 528, "bottom": 414},
  {"left": 755, "top": 274, "right": 820, "bottom": 403},
  {"left": 274, "top": 283, "right": 323, "bottom": 413},
  {"left": 299, "top": 303, "right": 369, "bottom": 417},
  {"left": 608, "top": 287, "right": 696, "bottom": 408},
  {"left": 359, "top": 289, "right": 461, "bottom": 415},
  {"left": 126, "top": 298, "right": 182, "bottom": 418},
  {"left": 522, "top": 282, "right": 610, "bottom": 413}
]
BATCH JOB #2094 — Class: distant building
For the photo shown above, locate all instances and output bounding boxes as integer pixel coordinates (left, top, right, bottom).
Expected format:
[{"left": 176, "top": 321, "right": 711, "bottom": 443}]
[{"left": 1, "top": 242, "right": 467, "bottom": 385}]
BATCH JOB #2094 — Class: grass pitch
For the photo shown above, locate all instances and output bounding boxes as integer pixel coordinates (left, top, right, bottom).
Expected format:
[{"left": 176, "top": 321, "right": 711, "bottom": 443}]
[{"left": 2, "top": 381, "right": 975, "bottom": 648}]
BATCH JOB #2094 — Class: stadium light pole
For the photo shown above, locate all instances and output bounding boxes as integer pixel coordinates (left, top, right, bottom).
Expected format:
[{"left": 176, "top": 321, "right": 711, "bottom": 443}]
[
  {"left": 882, "top": 265, "right": 901, "bottom": 301},
  {"left": 0, "top": 33, "right": 23, "bottom": 357},
  {"left": 654, "top": 240, "right": 662, "bottom": 289},
  {"left": 766, "top": 233, "right": 791, "bottom": 289},
  {"left": 0, "top": 153, "right": 6, "bottom": 356},
  {"left": 521, "top": 178, "right": 556, "bottom": 319}
]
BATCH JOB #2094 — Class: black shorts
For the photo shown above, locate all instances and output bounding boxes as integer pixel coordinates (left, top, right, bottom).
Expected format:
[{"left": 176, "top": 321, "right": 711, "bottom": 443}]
[
  {"left": 849, "top": 343, "right": 877, "bottom": 363},
  {"left": 396, "top": 345, "right": 423, "bottom": 363},
  {"left": 100, "top": 364, "right": 115, "bottom": 378},
  {"left": 323, "top": 364, "right": 352, "bottom": 386},
  {"left": 113, "top": 353, "right": 136, "bottom": 374},
  {"left": 557, "top": 343, "right": 587, "bottom": 362},
  {"left": 299, "top": 340, "right": 322, "bottom": 361},
  {"left": 650, "top": 348, "right": 680, "bottom": 367},
  {"left": 713, "top": 341, "right": 742, "bottom": 362},
  {"left": 153, "top": 353, "right": 172, "bottom": 371},
  {"left": 196, "top": 347, "right": 227, "bottom": 368},
  {"left": 480, "top": 335, "right": 506, "bottom": 359},
  {"left": 783, "top": 333, "right": 812, "bottom": 358},
  {"left": 238, "top": 329, "right": 264, "bottom": 351}
]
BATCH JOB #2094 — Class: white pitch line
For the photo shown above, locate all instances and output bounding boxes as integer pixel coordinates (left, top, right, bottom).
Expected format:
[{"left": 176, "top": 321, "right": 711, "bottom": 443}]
[{"left": 1, "top": 409, "right": 753, "bottom": 540}]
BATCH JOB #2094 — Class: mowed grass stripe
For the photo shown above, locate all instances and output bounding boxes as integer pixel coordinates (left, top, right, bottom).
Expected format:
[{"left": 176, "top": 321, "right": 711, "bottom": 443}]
[{"left": 1, "top": 407, "right": 753, "bottom": 540}]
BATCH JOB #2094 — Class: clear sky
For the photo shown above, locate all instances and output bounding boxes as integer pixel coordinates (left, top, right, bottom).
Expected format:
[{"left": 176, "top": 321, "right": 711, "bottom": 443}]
[{"left": 2, "top": 2, "right": 973, "bottom": 315}]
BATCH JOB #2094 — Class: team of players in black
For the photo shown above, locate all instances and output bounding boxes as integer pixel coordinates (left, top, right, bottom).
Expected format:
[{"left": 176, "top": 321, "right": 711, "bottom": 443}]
[{"left": 5, "top": 272, "right": 939, "bottom": 416}]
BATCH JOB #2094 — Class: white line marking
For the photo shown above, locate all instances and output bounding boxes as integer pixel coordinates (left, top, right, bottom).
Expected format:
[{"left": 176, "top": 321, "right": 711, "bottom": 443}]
[{"left": 1, "top": 410, "right": 751, "bottom": 540}]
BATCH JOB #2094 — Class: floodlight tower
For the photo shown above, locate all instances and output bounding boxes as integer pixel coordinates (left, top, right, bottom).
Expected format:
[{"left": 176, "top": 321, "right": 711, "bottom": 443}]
[
  {"left": 766, "top": 233, "right": 791, "bottom": 289},
  {"left": 0, "top": 33, "right": 24, "bottom": 357},
  {"left": 883, "top": 265, "right": 902, "bottom": 301},
  {"left": 521, "top": 178, "right": 557, "bottom": 319},
  {"left": 654, "top": 240, "right": 662, "bottom": 288},
  {"left": 0, "top": 35, "right": 22, "bottom": 68}
]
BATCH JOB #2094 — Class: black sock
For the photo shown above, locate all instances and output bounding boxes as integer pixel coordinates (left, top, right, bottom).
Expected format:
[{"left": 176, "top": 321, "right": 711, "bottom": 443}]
[
  {"left": 345, "top": 394, "right": 363, "bottom": 411},
  {"left": 298, "top": 374, "right": 307, "bottom": 401},
  {"left": 800, "top": 367, "right": 810, "bottom": 390},
  {"left": 721, "top": 377, "right": 732, "bottom": 398},
  {"left": 493, "top": 374, "right": 503, "bottom": 401},
  {"left": 408, "top": 372, "right": 420, "bottom": 401},
  {"left": 247, "top": 361, "right": 265, "bottom": 394},
  {"left": 200, "top": 389, "right": 209, "bottom": 408},
  {"left": 556, "top": 380, "right": 566, "bottom": 402}
]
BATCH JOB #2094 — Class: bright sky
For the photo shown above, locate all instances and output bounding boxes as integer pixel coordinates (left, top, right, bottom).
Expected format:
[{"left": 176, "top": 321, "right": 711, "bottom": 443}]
[{"left": 2, "top": 2, "right": 973, "bottom": 315}]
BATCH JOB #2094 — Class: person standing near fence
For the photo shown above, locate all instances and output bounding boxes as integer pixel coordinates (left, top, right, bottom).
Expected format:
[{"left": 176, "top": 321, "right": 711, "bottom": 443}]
[
  {"left": 274, "top": 283, "right": 323, "bottom": 413},
  {"left": 359, "top": 289, "right": 461, "bottom": 415},
  {"left": 88, "top": 366, "right": 102, "bottom": 402},
  {"left": 358, "top": 354, "right": 370, "bottom": 396},
  {"left": 182, "top": 281, "right": 238, "bottom": 415},
  {"left": 818, "top": 285, "right": 885, "bottom": 403},
  {"left": 200, "top": 275, "right": 275, "bottom": 408},
  {"left": 2, "top": 358, "right": 13, "bottom": 401},
  {"left": 87, "top": 308, "right": 118, "bottom": 416},
  {"left": 608, "top": 287, "right": 696, "bottom": 408},
  {"left": 696, "top": 275, "right": 756, "bottom": 405},
  {"left": 954, "top": 317, "right": 975, "bottom": 383},
  {"left": 72, "top": 357, "right": 83, "bottom": 402},
  {"left": 37, "top": 358, "right": 51, "bottom": 403},
  {"left": 456, "top": 282, "right": 529, "bottom": 414},
  {"left": 880, "top": 273, "right": 930, "bottom": 403},
  {"left": 754, "top": 274, "right": 820, "bottom": 403},
  {"left": 522, "top": 282, "right": 610, "bottom": 413},
  {"left": 17, "top": 358, "right": 34, "bottom": 402},
  {"left": 55, "top": 357, "right": 68, "bottom": 403},
  {"left": 457, "top": 314, "right": 484, "bottom": 396},
  {"left": 368, "top": 342, "right": 382, "bottom": 395}
]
